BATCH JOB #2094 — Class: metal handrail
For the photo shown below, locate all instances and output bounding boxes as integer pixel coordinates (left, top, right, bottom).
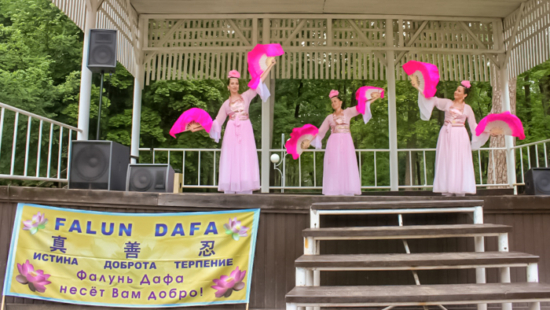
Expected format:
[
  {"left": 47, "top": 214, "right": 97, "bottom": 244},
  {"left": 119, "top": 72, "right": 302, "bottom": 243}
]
[
  {"left": 513, "top": 139, "right": 550, "bottom": 148},
  {"left": 0, "top": 102, "right": 81, "bottom": 132},
  {"left": 0, "top": 102, "right": 79, "bottom": 183}
]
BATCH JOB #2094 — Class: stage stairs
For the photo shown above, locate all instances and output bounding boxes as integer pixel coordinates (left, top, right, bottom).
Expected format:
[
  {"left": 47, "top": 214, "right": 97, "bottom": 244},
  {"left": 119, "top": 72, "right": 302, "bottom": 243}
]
[{"left": 285, "top": 200, "right": 550, "bottom": 310}]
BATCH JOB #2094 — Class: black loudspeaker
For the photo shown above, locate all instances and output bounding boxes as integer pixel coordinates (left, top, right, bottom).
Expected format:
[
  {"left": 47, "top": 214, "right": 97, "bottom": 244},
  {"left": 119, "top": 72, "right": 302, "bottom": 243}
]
[
  {"left": 126, "top": 164, "right": 175, "bottom": 193},
  {"left": 69, "top": 141, "right": 130, "bottom": 191},
  {"left": 524, "top": 168, "right": 550, "bottom": 195},
  {"left": 87, "top": 29, "right": 117, "bottom": 73}
]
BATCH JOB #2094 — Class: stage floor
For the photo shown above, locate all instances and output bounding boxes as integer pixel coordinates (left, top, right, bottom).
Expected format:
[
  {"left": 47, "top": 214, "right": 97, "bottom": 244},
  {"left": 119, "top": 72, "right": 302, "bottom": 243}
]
[
  {"left": 0, "top": 186, "right": 544, "bottom": 213},
  {"left": 1, "top": 186, "right": 550, "bottom": 310}
]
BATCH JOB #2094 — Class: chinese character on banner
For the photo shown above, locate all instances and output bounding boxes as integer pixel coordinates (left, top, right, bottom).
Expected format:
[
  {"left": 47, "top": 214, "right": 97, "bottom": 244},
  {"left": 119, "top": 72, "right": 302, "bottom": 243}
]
[
  {"left": 124, "top": 241, "right": 140, "bottom": 259},
  {"left": 50, "top": 236, "right": 67, "bottom": 253},
  {"left": 199, "top": 241, "right": 215, "bottom": 257}
]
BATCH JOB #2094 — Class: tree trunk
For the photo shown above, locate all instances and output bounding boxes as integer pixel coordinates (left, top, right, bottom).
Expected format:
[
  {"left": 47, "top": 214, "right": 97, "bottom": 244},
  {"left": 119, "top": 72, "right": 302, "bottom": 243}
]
[
  {"left": 540, "top": 74, "right": 550, "bottom": 116},
  {"left": 524, "top": 73, "right": 532, "bottom": 120},
  {"left": 487, "top": 67, "right": 517, "bottom": 186},
  {"left": 295, "top": 80, "right": 303, "bottom": 118}
]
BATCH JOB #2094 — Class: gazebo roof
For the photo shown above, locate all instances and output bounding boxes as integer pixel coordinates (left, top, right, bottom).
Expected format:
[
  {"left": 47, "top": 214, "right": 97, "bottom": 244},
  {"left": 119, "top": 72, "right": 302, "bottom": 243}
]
[
  {"left": 131, "top": 0, "right": 524, "bottom": 18},
  {"left": 51, "top": 0, "right": 548, "bottom": 82}
]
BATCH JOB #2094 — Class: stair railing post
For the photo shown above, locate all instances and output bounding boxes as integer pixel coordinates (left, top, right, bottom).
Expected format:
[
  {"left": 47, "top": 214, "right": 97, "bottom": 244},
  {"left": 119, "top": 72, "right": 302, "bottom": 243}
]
[
  {"left": 295, "top": 267, "right": 306, "bottom": 310},
  {"left": 309, "top": 208, "right": 320, "bottom": 310},
  {"left": 527, "top": 263, "right": 541, "bottom": 310},
  {"left": 499, "top": 233, "right": 512, "bottom": 310},
  {"left": 473, "top": 206, "right": 487, "bottom": 310}
]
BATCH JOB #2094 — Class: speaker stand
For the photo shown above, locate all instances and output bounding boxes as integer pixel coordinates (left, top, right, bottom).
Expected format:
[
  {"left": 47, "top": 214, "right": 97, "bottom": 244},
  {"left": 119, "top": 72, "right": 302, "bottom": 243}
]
[{"left": 97, "top": 70, "right": 105, "bottom": 139}]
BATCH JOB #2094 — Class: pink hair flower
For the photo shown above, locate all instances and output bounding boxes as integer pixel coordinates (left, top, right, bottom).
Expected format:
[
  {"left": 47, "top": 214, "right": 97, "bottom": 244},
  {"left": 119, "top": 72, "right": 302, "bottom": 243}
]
[
  {"left": 329, "top": 90, "right": 339, "bottom": 98},
  {"left": 228, "top": 70, "right": 241, "bottom": 79}
]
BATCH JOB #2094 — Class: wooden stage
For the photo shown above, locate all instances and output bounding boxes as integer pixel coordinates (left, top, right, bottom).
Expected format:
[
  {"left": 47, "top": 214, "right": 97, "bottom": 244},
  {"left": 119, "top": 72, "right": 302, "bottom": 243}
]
[{"left": 1, "top": 186, "right": 550, "bottom": 310}]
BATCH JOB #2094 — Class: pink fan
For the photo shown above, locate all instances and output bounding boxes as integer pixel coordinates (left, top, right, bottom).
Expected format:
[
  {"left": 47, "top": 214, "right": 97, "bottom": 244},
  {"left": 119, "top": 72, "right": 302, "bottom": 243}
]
[
  {"left": 356, "top": 86, "right": 385, "bottom": 115},
  {"left": 476, "top": 111, "right": 525, "bottom": 139},
  {"left": 247, "top": 44, "right": 285, "bottom": 90},
  {"left": 472, "top": 111, "right": 525, "bottom": 150},
  {"left": 169, "top": 108, "right": 213, "bottom": 138},
  {"left": 403, "top": 60, "right": 440, "bottom": 98},
  {"left": 285, "top": 124, "right": 319, "bottom": 160}
]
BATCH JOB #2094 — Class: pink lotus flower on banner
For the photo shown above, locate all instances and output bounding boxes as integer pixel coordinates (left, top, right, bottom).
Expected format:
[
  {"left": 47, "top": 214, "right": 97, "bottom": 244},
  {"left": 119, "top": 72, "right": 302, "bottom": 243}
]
[
  {"left": 16, "top": 260, "right": 51, "bottom": 293},
  {"left": 224, "top": 217, "right": 249, "bottom": 241},
  {"left": 211, "top": 266, "right": 247, "bottom": 298},
  {"left": 22, "top": 212, "right": 48, "bottom": 234}
]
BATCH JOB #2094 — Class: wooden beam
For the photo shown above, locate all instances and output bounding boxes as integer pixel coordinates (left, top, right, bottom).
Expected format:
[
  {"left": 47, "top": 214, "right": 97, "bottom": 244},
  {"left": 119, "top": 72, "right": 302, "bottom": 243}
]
[
  {"left": 397, "top": 18, "right": 404, "bottom": 47},
  {"left": 488, "top": 55, "right": 501, "bottom": 69},
  {"left": 505, "top": 2, "right": 526, "bottom": 67},
  {"left": 460, "top": 21, "right": 489, "bottom": 49},
  {"left": 395, "top": 20, "right": 428, "bottom": 64},
  {"left": 347, "top": 20, "right": 387, "bottom": 66},
  {"left": 252, "top": 17, "right": 258, "bottom": 45},
  {"left": 142, "top": 45, "right": 506, "bottom": 55},
  {"left": 135, "top": 16, "right": 146, "bottom": 66},
  {"left": 405, "top": 20, "right": 429, "bottom": 47},
  {"left": 459, "top": 21, "right": 500, "bottom": 69},
  {"left": 226, "top": 19, "right": 251, "bottom": 46},
  {"left": 282, "top": 19, "right": 307, "bottom": 46},
  {"left": 143, "top": 13, "right": 501, "bottom": 23},
  {"left": 86, "top": 0, "right": 104, "bottom": 12},
  {"left": 151, "top": 19, "right": 186, "bottom": 48},
  {"left": 326, "top": 18, "right": 333, "bottom": 46}
]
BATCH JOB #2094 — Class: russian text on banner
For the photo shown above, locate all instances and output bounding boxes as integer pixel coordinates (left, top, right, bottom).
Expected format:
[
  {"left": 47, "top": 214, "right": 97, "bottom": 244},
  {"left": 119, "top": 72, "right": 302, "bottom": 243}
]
[{"left": 3, "top": 203, "right": 260, "bottom": 308}]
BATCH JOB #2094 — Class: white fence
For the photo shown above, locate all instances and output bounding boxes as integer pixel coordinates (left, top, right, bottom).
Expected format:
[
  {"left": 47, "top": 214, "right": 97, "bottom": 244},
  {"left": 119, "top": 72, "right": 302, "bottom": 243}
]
[
  {"left": 138, "top": 139, "right": 550, "bottom": 191},
  {"left": 514, "top": 138, "right": 550, "bottom": 185},
  {"left": 0, "top": 99, "right": 548, "bottom": 190},
  {"left": 0, "top": 102, "right": 80, "bottom": 183}
]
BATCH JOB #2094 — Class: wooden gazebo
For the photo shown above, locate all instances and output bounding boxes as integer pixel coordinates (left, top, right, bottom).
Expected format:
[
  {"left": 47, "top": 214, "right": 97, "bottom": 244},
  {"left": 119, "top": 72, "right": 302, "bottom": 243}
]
[{"left": 52, "top": 0, "right": 550, "bottom": 192}]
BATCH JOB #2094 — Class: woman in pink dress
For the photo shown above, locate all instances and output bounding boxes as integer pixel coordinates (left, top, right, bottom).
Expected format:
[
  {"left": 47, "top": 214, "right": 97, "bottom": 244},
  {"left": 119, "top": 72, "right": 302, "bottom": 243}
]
[
  {"left": 310, "top": 89, "right": 380, "bottom": 196},
  {"left": 412, "top": 79, "right": 477, "bottom": 196},
  {"left": 194, "top": 64, "right": 275, "bottom": 194}
]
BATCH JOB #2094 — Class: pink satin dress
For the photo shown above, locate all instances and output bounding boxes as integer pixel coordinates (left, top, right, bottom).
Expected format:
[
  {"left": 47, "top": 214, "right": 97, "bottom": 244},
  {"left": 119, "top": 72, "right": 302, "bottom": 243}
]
[
  {"left": 424, "top": 97, "right": 478, "bottom": 195},
  {"left": 312, "top": 107, "right": 362, "bottom": 196},
  {"left": 209, "top": 89, "right": 260, "bottom": 194}
]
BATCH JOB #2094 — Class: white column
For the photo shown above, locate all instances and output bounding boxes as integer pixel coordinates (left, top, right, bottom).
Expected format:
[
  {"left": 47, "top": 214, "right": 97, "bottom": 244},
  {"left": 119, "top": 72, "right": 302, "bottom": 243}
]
[
  {"left": 260, "top": 18, "right": 271, "bottom": 193},
  {"left": 130, "top": 65, "right": 143, "bottom": 164},
  {"left": 500, "top": 65, "right": 517, "bottom": 188},
  {"left": 77, "top": 4, "right": 96, "bottom": 140},
  {"left": 386, "top": 19, "right": 399, "bottom": 191}
]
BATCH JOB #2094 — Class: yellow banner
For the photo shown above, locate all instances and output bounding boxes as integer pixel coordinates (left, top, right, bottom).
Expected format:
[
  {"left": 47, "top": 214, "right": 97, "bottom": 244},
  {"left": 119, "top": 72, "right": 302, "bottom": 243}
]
[{"left": 3, "top": 203, "right": 260, "bottom": 307}]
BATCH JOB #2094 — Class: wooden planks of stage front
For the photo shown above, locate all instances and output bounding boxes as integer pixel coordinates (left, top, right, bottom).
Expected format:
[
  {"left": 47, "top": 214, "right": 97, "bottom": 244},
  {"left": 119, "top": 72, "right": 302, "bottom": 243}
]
[{"left": 1, "top": 186, "right": 550, "bottom": 310}]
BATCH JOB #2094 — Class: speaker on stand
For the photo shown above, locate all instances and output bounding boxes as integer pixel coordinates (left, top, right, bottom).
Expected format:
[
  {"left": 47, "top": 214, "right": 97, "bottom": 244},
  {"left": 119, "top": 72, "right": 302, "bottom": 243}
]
[
  {"left": 87, "top": 29, "right": 117, "bottom": 140},
  {"left": 524, "top": 168, "right": 550, "bottom": 195},
  {"left": 88, "top": 29, "right": 117, "bottom": 74},
  {"left": 126, "top": 164, "right": 175, "bottom": 193},
  {"left": 69, "top": 141, "right": 130, "bottom": 190}
]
